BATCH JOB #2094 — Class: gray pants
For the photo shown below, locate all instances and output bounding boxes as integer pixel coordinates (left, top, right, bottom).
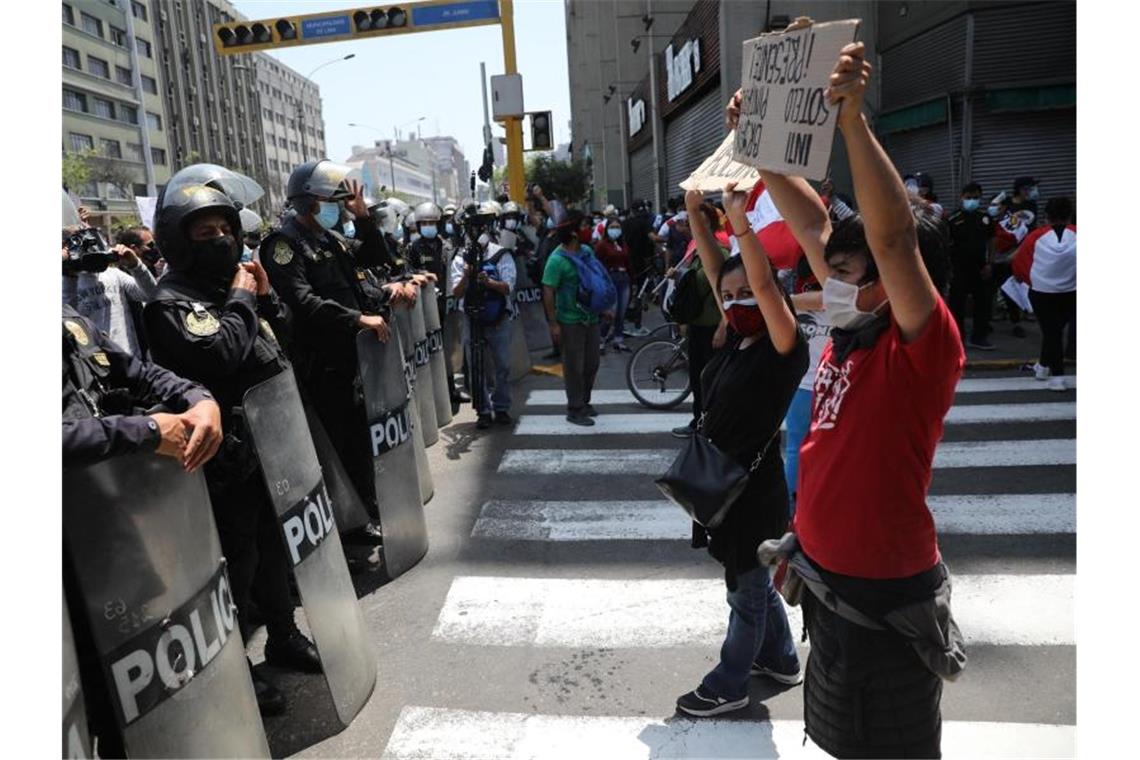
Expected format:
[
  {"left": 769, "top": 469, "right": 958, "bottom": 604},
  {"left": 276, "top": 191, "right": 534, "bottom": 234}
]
[{"left": 560, "top": 321, "right": 600, "bottom": 413}]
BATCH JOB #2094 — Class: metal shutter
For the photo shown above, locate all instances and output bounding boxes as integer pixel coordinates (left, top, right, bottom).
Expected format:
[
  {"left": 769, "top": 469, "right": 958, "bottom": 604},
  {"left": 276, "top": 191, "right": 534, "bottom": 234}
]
[
  {"left": 880, "top": 106, "right": 963, "bottom": 203},
  {"left": 630, "top": 143, "right": 655, "bottom": 206},
  {"left": 880, "top": 15, "right": 967, "bottom": 110},
  {"left": 972, "top": 2, "right": 1076, "bottom": 87},
  {"left": 970, "top": 107, "right": 1075, "bottom": 202},
  {"left": 663, "top": 86, "right": 724, "bottom": 196}
]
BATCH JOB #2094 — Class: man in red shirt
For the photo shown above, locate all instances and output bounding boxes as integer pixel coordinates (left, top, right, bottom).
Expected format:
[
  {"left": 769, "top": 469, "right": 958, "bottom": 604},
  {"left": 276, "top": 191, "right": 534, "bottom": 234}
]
[{"left": 728, "top": 40, "right": 963, "bottom": 758}]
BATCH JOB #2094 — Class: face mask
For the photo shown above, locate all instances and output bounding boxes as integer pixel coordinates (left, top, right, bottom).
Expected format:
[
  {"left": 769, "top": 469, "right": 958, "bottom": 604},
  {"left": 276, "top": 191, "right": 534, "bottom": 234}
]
[
  {"left": 342, "top": 221, "right": 356, "bottom": 239},
  {"left": 477, "top": 232, "right": 491, "bottom": 247},
  {"left": 545, "top": 218, "right": 555, "bottom": 230},
  {"left": 722, "top": 297, "right": 766, "bottom": 336},
  {"left": 315, "top": 201, "right": 340, "bottom": 230},
  {"left": 905, "top": 180, "right": 919, "bottom": 194},
  {"left": 241, "top": 245, "right": 254, "bottom": 263},
  {"left": 393, "top": 227, "right": 404, "bottom": 242},
  {"left": 141, "top": 247, "right": 161, "bottom": 266},
  {"left": 823, "top": 277, "right": 887, "bottom": 331},
  {"left": 987, "top": 205, "right": 1002, "bottom": 218},
  {"left": 504, "top": 218, "right": 518, "bottom": 230},
  {"left": 606, "top": 227, "right": 622, "bottom": 240},
  {"left": 421, "top": 225, "right": 438, "bottom": 239},
  {"left": 190, "top": 235, "right": 240, "bottom": 285},
  {"left": 961, "top": 199, "right": 980, "bottom": 212},
  {"left": 445, "top": 222, "right": 455, "bottom": 236},
  {"left": 1028, "top": 186, "right": 1040, "bottom": 200}
]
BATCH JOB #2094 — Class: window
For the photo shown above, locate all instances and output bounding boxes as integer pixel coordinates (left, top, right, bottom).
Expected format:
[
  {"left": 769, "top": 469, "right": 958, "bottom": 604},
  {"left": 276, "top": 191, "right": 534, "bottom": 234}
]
[
  {"left": 110, "top": 26, "right": 127, "bottom": 47},
  {"left": 147, "top": 111, "right": 162, "bottom": 130},
  {"left": 133, "top": 183, "right": 148, "bottom": 197},
  {"left": 278, "top": 136, "right": 288, "bottom": 147},
  {"left": 151, "top": 147, "right": 166, "bottom": 164},
  {"left": 287, "top": 118, "right": 296, "bottom": 130},
  {"left": 141, "top": 75, "right": 157, "bottom": 94},
  {"left": 100, "top": 138, "right": 121, "bottom": 158},
  {"left": 120, "top": 104, "right": 138, "bottom": 124},
  {"left": 116, "top": 66, "right": 132, "bottom": 85},
  {"left": 126, "top": 143, "right": 143, "bottom": 161},
  {"left": 62, "top": 47, "right": 80, "bottom": 69},
  {"left": 131, "top": 0, "right": 147, "bottom": 21},
  {"left": 263, "top": 107, "right": 272, "bottom": 120},
  {"left": 272, "top": 88, "right": 282, "bottom": 99},
  {"left": 135, "top": 37, "right": 152, "bottom": 58},
  {"left": 88, "top": 56, "right": 110, "bottom": 79},
  {"left": 63, "top": 4, "right": 74, "bottom": 25},
  {"left": 290, "top": 141, "right": 299, "bottom": 152},
  {"left": 93, "top": 97, "right": 115, "bottom": 119},
  {"left": 63, "top": 89, "right": 87, "bottom": 112},
  {"left": 81, "top": 12, "right": 103, "bottom": 37},
  {"left": 275, "top": 113, "right": 285, "bottom": 125},
  {"left": 106, "top": 183, "right": 128, "bottom": 200},
  {"left": 75, "top": 181, "right": 98, "bottom": 198},
  {"left": 69, "top": 133, "right": 94, "bottom": 153}
]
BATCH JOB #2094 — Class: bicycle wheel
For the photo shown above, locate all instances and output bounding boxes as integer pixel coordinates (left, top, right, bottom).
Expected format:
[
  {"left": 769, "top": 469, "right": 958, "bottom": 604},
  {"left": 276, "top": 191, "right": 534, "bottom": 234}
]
[{"left": 626, "top": 339, "right": 692, "bottom": 409}]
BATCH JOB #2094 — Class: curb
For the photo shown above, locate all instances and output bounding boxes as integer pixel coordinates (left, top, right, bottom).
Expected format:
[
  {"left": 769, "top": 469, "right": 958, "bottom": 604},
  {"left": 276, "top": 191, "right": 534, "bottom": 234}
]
[{"left": 964, "top": 358, "right": 1076, "bottom": 370}]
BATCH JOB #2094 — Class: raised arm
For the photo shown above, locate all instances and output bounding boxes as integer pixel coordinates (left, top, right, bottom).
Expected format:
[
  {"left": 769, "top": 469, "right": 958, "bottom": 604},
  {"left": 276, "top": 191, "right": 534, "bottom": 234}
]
[
  {"left": 829, "top": 42, "right": 937, "bottom": 341},
  {"left": 722, "top": 182, "right": 799, "bottom": 355},
  {"left": 683, "top": 190, "right": 726, "bottom": 293}
]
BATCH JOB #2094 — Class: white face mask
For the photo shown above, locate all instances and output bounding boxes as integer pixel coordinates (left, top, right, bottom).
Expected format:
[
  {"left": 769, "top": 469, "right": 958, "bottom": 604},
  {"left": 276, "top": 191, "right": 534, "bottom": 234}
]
[
  {"left": 822, "top": 277, "right": 887, "bottom": 331},
  {"left": 477, "top": 232, "right": 491, "bottom": 247},
  {"left": 504, "top": 218, "right": 518, "bottom": 230}
]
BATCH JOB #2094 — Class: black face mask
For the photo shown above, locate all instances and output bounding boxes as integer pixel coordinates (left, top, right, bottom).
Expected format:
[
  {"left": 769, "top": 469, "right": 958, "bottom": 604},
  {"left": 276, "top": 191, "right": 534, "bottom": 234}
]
[
  {"left": 141, "top": 247, "right": 162, "bottom": 266},
  {"left": 189, "top": 235, "right": 240, "bottom": 287}
]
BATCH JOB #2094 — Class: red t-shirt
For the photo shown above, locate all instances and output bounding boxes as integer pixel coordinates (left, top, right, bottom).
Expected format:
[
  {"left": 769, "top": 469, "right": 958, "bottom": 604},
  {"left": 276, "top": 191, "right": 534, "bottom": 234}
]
[{"left": 794, "top": 297, "right": 965, "bottom": 579}]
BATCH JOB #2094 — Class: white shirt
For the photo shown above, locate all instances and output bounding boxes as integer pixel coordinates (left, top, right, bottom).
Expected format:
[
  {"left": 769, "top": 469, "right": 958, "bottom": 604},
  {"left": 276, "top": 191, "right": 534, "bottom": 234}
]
[
  {"left": 62, "top": 265, "right": 157, "bottom": 357},
  {"left": 448, "top": 241, "right": 517, "bottom": 316}
]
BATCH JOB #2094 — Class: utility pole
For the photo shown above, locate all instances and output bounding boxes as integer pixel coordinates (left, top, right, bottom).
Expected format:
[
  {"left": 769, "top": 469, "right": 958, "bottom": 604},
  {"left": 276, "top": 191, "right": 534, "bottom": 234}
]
[
  {"left": 123, "top": 4, "right": 156, "bottom": 195},
  {"left": 499, "top": 0, "right": 525, "bottom": 203}
]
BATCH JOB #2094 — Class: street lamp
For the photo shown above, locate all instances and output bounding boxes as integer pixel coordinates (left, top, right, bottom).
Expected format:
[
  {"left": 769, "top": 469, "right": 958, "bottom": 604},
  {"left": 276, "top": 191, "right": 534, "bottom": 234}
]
[
  {"left": 393, "top": 116, "right": 425, "bottom": 142},
  {"left": 298, "top": 53, "right": 355, "bottom": 159}
]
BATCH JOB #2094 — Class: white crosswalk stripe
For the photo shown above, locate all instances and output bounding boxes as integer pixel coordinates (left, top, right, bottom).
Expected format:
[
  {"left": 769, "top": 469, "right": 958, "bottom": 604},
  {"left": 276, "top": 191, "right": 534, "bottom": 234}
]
[
  {"left": 384, "top": 706, "right": 1076, "bottom": 759},
  {"left": 432, "top": 575, "right": 1074, "bottom": 648},
  {"left": 471, "top": 493, "right": 1075, "bottom": 540},
  {"left": 944, "top": 402, "right": 1074, "bottom": 424},
  {"left": 498, "top": 438, "right": 1075, "bottom": 474}
]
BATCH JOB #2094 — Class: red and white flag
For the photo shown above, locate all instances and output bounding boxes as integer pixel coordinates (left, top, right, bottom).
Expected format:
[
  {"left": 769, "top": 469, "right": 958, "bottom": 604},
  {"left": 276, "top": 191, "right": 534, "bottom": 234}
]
[{"left": 726, "top": 181, "right": 803, "bottom": 271}]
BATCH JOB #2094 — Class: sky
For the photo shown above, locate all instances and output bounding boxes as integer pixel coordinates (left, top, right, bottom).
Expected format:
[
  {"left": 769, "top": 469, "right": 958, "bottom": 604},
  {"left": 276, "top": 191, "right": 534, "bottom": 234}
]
[{"left": 231, "top": 0, "right": 571, "bottom": 168}]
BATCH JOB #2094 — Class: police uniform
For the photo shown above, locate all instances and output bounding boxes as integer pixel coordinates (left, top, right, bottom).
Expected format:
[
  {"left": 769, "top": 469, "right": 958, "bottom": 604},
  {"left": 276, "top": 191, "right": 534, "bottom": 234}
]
[
  {"left": 947, "top": 208, "right": 996, "bottom": 343},
  {"left": 261, "top": 212, "right": 392, "bottom": 517}
]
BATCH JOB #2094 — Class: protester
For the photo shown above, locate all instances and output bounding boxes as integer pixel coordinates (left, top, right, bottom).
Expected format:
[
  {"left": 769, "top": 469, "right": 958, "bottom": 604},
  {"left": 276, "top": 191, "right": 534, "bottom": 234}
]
[
  {"left": 1008, "top": 176, "right": 1040, "bottom": 222},
  {"left": 729, "top": 40, "right": 964, "bottom": 757},
  {"left": 117, "top": 226, "right": 164, "bottom": 278},
  {"left": 947, "top": 182, "right": 996, "bottom": 350},
  {"left": 541, "top": 211, "right": 609, "bottom": 426},
  {"left": 675, "top": 182, "right": 808, "bottom": 718},
  {"left": 904, "top": 172, "right": 943, "bottom": 217},
  {"left": 1012, "top": 196, "right": 1076, "bottom": 391},
  {"left": 594, "top": 217, "right": 633, "bottom": 353},
  {"left": 662, "top": 211, "right": 691, "bottom": 269},
  {"left": 988, "top": 192, "right": 1031, "bottom": 338},
  {"left": 621, "top": 199, "right": 657, "bottom": 338}
]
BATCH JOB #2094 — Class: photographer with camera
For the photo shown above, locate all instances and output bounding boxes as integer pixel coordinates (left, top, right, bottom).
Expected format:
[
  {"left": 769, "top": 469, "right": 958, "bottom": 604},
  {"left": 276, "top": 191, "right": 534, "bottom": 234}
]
[
  {"left": 450, "top": 200, "right": 516, "bottom": 430},
  {"left": 62, "top": 223, "right": 158, "bottom": 359}
]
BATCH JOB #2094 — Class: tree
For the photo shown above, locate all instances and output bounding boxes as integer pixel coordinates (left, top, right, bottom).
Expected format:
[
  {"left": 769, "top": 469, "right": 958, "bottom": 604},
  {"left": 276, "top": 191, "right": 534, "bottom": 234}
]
[
  {"left": 525, "top": 155, "right": 591, "bottom": 207},
  {"left": 62, "top": 150, "right": 94, "bottom": 194},
  {"left": 87, "top": 154, "right": 136, "bottom": 198}
]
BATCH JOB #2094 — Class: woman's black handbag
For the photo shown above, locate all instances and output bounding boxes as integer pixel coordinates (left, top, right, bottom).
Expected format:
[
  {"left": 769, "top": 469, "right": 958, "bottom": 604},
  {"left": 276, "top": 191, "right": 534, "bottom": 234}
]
[{"left": 655, "top": 412, "right": 780, "bottom": 529}]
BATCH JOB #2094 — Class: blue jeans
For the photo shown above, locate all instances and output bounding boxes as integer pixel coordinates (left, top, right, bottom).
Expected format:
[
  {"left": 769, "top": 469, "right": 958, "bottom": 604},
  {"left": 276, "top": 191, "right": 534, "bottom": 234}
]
[
  {"left": 783, "top": 386, "right": 813, "bottom": 517},
  {"left": 601, "top": 271, "right": 631, "bottom": 346},
  {"left": 701, "top": 566, "right": 799, "bottom": 700},
  {"left": 463, "top": 317, "right": 513, "bottom": 414}
]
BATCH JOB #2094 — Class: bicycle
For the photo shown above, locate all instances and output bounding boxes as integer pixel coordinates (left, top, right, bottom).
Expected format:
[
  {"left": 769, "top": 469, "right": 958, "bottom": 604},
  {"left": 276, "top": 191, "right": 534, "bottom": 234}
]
[{"left": 625, "top": 323, "right": 691, "bottom": 409}]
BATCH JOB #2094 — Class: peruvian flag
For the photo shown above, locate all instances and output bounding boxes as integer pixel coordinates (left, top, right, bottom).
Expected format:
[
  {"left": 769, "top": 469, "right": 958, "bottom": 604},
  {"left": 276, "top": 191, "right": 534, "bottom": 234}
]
[{"left": 726, "top": 180, "right": 803, "bottom": 271}]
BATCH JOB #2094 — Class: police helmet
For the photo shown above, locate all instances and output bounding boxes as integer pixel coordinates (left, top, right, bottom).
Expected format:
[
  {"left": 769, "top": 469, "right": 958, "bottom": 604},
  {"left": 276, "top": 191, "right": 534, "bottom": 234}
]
[
  {"left": 443, "top": 203, "right": 458, "bottom": 217},
  {"left": 478, "top": 200, "right": 502, "bottom": 217},
  {"left": 155, "top": 163, "right": 262, "bottom": 272},
  {"left": 286, "top": 159, "right": 360, "bottom": 212},
  {"left": 501, "top": 200, "right": 522, "bottom": 217},
  {"left": 414, "top": 201, "right": 442, "bottom": 223}
]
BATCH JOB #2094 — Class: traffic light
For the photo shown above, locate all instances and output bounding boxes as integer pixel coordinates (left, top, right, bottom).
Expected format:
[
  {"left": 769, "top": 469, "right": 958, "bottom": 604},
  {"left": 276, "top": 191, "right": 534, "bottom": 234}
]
[
  {"left": 477, "top": 143, "right": 494, "bottom": 183},
  {"left": 352, "top": 7, "right": 408, "bottom": 31},
  {"left": 528, "top": 111, "right": 553, "bottom": 152}
]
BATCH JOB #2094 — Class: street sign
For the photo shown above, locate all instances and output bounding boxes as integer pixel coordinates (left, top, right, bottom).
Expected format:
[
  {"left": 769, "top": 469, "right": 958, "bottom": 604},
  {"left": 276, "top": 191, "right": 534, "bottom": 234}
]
[
  {"left": 302, "top": 15, "right": 353, "bottom": 39},
  {"left": 413, "top": 0, "right": 500, "bottom": 27}
]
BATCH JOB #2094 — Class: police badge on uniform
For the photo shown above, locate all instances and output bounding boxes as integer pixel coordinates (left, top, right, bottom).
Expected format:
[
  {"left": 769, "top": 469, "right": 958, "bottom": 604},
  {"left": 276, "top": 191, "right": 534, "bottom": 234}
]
[
  {"left": 184, "top": 310, "right": 221, "bottom": 337},
  {"left": 64, "top": 320, "right": 89, "bottom": 346},
  {"left": 273, "top": 240, "right": 294, "bottom": 266}
]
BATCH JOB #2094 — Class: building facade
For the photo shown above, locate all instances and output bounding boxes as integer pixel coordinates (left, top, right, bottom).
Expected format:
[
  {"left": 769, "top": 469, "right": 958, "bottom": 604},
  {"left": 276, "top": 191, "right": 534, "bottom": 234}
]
[
  {"left": 567, "top": 0, "right": 1075, "bottom": 212},
  {"left": 63, "top": 0, "right": 173, "bottom": 230},
  {"left": 345, "top": 139, "right": 452, "bottom": 206},
  {"left": 254, "top": 55, "right": 327, "bottom": 214}
]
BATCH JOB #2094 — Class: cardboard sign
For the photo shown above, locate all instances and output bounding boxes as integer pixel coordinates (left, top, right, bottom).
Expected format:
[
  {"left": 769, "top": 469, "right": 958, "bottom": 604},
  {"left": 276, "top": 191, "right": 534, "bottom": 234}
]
[
  {"left": 134, "top": 196, "right": 157, "bottom": 228},
  {"left": 679, "top": 132, "right": 760, "bottom": 193},
  {"left": 734, "top": 18, "right": 860, "bottom": 181}
]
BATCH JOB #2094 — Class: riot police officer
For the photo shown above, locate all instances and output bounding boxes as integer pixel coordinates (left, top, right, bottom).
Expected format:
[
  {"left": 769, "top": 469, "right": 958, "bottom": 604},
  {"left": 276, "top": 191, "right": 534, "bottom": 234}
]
[
  {"left": 261, "top": 160, "right": 404, "bottom": 550},
  {"left": 142, "top": 164, "right": 322, "bottom": 716}
]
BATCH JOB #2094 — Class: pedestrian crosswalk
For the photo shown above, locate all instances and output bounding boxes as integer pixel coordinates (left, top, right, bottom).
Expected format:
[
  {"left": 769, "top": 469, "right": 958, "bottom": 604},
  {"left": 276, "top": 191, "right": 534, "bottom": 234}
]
[{"left": 376, "top": 368, "right": 1076, "bottom": 758}]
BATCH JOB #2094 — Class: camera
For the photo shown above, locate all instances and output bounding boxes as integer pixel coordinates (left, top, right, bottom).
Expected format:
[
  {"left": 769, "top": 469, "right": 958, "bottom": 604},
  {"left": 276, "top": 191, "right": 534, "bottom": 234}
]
[{"left": 62, "top": 228, "right": 117, "bottom": 274}]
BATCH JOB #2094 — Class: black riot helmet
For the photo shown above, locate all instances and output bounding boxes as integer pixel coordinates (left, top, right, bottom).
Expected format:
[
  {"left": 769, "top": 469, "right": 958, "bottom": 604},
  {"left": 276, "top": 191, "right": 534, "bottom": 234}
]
[
  {"left": 286, "top": 159, "right": 359, "bottom": 214},
  {"left": 154, "top": 163, "right": 262, "bottom": 273}
]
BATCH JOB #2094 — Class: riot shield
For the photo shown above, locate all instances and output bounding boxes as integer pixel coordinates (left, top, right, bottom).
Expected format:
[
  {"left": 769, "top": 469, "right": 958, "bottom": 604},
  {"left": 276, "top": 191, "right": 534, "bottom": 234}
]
[
  {"left": 393, "top": 306, "right": 435, "bottom": 504},
  {"left": 514, "top": 257, "right": 552, "bottom": 352},
  {"left": 355, "top": 328, "right": 430, "bottom": 578},
  {"left": 62, "top": 455, "right": 269, "bottom": 759},
  {"left": 508, "top": 304, "right": 531, "bottom": 382},
  {"left": 63, "top": 595, "right": 92, "bottom": 759},
  {"left": 444, "top": 296, "right": 464, "bottom": 386},
  {"left": 422, "top": 281, "right": 453, "bottom": 427},
  {"left": 303, "top": 402, "right": 372, "bottom": 533},
  {"left": 242, "top": 372, "right": 377, "bottom": 726},
  {"left": 408, "top": 290, "right": 440, "bottom": 447}
]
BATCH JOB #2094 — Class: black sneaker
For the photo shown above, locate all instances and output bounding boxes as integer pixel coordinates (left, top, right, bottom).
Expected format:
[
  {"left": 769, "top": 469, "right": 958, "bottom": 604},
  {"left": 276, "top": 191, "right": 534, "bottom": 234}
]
[
  {"left": 264, "top": 630, "right": 323, "bottom": 674},
  {"left": 566, "top": 412, "right": 596, "bottom": 427},
  {"left": 671, "top": 424, "right": 696, "bottom": 439},
  {"left": 584, "top": 404, "right": 599, "bottom": 417},
  {"left": 249, "top": 662, "right": 286, "bottom": 717},
  {"left": 341, "top": 521, "right": 384, "bottom": 546},
  {"left": 676, "top": 686, "right": 749, "bottom": 717},
  {"left": 750, "top": 660, "right": 803, "bottom": 685},
  {"left": 967, "top": 336, "right": 996, "bottom": 351},
  {"left": 494, "top": 411, "right": 513, "bottom": 425},
  {"left": 476, "top": 413, "right": 493, "bottom": 430}
]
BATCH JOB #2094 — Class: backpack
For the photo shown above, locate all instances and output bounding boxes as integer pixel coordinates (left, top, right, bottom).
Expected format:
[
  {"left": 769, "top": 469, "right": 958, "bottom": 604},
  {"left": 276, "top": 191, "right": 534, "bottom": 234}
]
[
  {"left": 470, "top": 247, "right": 511, "bottom": 326},
  {"left": 662, "top": 257, "right": 713, "bottom": 325},
  {"left": 555, "top": 246, "right": 617, "bottom": 314}
]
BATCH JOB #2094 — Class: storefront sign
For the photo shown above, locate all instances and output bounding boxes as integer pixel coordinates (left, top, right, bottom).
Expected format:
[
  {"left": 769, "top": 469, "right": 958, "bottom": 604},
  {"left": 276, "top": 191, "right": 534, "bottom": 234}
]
[
  {"left": 666, "top": 38, "right": 701, "bottom": 101},
  {"left": 628, "top": 97, "right": 647, "bottom": 136}
]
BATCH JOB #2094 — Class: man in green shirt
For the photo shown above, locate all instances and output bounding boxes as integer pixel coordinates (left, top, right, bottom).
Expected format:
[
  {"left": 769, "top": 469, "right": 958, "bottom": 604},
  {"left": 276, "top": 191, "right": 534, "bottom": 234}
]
[{"left": 542, "top": 212, "right": 604, "bottom": 426}]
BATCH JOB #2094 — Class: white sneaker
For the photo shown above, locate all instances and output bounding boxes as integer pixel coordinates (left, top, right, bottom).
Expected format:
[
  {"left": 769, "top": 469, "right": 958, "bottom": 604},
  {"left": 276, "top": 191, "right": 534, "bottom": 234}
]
[
  {"left": 1034, "top": 363, "right": 1052, "bottom": 381},
  {"left": 1047, "top": 376, "right": 1068, "bottom": 392}
]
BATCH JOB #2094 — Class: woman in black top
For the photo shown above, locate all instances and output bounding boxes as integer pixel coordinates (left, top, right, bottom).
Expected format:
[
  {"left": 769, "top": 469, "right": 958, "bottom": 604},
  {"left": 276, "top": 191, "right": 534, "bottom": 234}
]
[{"left": 675, "top": 185, "right": 809, "bottom": 718}]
